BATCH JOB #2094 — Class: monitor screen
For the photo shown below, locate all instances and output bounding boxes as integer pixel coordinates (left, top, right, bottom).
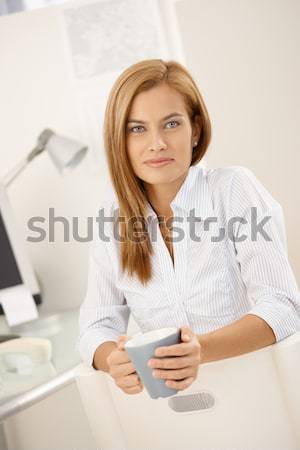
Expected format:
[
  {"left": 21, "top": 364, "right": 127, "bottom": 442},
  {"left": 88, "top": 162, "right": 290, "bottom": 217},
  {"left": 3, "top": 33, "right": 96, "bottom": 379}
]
[
  {"left": 0, "top": 211, "right": 23, "bottom": 289},
  {"left": 0, "top": 183, "right": 42, "bottom": 314}
]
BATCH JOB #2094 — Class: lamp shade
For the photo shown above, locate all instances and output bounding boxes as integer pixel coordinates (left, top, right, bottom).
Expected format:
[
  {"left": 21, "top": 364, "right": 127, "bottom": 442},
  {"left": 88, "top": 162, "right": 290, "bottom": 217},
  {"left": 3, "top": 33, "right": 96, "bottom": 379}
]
[{"left": 45, "top": 133, "right": 88, "bottom": 173}]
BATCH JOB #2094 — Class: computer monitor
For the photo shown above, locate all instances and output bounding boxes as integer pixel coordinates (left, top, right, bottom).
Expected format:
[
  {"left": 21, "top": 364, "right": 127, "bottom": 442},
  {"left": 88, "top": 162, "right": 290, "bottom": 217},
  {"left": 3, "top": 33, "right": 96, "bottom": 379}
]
[{"left": 0, "top": 182, "right": 42, "bottom": 314}]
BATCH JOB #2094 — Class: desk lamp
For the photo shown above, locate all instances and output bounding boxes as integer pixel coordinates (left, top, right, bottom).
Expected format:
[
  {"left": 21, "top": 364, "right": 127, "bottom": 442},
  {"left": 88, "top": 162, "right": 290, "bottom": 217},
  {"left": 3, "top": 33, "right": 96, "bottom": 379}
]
[
  {"left": 2, "top": 128, "right": 88, "bottom": 188},
  {"left": 0, "top": 129, "right": 88, "bottom": 338}
]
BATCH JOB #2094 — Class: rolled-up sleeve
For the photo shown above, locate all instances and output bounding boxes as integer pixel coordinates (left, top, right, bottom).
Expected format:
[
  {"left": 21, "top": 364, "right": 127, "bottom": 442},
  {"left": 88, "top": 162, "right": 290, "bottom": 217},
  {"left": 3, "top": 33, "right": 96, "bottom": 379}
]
[
  {"left": 75, "top": 208, "right": 130, "bottom": 367},
  {"left": 228, "top": 166, "right": 300, "bottom": 342}
]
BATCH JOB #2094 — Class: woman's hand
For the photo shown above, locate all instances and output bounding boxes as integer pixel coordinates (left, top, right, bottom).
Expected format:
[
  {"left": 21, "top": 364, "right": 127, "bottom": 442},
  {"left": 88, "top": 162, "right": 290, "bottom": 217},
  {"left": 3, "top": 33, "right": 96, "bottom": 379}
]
[
  {"left": 147, "top": 326, "right": 202, "bottom": 391},
  {"left": 106, "top": 335, "right": 144, "bottom": 395}
]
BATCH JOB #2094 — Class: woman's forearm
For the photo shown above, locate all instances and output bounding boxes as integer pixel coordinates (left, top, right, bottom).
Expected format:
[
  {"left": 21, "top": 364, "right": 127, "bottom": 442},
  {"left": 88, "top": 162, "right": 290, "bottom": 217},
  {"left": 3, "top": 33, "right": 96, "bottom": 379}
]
[{"left": 198, "top": 314, "right": 276, "bottom": 364}]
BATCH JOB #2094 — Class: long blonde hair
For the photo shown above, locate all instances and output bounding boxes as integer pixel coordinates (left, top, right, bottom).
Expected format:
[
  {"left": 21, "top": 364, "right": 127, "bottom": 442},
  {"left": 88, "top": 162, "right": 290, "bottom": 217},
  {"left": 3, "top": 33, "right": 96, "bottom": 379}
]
[{"left": 103, "top": 59, "right": 211, "bottom": 285}]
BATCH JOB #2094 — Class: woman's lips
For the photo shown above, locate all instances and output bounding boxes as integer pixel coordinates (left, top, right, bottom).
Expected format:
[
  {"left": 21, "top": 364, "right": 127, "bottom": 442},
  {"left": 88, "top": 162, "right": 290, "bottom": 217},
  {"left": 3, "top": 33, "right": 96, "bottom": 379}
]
[{"left": 145, "top": 159, "right": 174, "bottom": 168}]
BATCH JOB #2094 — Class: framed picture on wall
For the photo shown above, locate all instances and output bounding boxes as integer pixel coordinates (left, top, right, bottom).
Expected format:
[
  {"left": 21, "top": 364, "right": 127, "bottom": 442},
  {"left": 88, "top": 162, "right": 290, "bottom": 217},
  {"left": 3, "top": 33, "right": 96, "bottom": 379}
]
[{"left": 58, "top": 0, "right": 186, "bottom": 175}]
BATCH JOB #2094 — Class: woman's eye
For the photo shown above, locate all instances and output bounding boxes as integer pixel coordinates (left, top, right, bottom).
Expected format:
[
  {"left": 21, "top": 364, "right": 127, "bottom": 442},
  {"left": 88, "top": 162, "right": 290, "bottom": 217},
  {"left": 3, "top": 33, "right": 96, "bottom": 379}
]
[
  {"left": 129, "top": 125, "right": 144, "bottom": 133},
  {"left": 166, "top": 120, "right": 180, "bottom": 128},
  {"left": 128, "top": 120, "right": 180, "bottom": 134}
]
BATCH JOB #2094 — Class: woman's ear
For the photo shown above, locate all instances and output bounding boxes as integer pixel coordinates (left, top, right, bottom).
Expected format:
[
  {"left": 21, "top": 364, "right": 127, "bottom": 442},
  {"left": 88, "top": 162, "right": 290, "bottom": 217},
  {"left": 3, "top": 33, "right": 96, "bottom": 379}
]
[{"left": 192, "top": 114, "right": 202, "bottom": 144}]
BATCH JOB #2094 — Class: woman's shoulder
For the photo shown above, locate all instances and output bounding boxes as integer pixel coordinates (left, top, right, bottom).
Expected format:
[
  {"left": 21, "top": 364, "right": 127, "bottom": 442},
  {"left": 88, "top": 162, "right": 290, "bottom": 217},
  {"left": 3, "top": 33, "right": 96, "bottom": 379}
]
[
  {"left": 204, "top": 164, "right": 270, "bottom": 198},
  {"left": 91, "top": 190, "right": 119, "bottom": 242},
  {"left": 203, "top": 165, "right": 249, "bottom": 203},
  {"left": 204, "top": 164, "right": 253, "bottom": 188},
  {"left": 204, "top": 164, "right": 280, "bottom": 213}
]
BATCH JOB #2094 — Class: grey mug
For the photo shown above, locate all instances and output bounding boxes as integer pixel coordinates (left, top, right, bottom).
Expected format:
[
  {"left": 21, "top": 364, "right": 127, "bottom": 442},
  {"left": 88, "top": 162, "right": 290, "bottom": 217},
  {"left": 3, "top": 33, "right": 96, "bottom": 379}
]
[{"left": 124, "top": 327, "right": 181, "bottom": 399}]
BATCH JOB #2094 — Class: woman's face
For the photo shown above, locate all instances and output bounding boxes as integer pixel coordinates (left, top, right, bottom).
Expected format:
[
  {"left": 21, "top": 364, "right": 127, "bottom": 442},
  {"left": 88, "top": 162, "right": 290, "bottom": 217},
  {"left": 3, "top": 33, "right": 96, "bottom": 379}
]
[{"left": 125, "top": 83, "right": 200, "bottom": 187}]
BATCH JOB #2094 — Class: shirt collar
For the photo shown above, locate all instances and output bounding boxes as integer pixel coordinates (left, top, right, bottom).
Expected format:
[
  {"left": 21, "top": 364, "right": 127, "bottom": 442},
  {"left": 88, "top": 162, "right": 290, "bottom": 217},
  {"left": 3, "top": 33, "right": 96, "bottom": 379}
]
[{"left": 146, "top": 163, "right": 212, "bottom": 220}]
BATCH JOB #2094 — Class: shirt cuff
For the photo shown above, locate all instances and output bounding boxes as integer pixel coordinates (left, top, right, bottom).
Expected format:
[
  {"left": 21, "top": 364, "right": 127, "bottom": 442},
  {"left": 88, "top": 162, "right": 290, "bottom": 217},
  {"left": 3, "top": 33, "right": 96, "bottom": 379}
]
[
  {"left": 246, "top": 296, "right": 300, "bottom": 343},
  {"left": 75, "top": 328, "right": 120, "bottom": 368}
]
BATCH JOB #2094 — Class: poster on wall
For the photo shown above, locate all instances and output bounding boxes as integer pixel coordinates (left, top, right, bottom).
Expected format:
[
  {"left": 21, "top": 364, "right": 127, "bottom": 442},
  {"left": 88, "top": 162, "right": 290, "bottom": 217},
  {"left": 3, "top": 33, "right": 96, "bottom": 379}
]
[{"left": 58, "top": 0, "right": 185, "bottom": 176}]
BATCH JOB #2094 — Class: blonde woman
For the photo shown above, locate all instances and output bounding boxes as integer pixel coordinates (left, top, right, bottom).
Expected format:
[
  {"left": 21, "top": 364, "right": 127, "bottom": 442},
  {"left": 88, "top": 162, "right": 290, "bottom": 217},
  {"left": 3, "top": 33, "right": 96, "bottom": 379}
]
[{"left": 77, "top": 59, "right": 300, "bottom": 395}]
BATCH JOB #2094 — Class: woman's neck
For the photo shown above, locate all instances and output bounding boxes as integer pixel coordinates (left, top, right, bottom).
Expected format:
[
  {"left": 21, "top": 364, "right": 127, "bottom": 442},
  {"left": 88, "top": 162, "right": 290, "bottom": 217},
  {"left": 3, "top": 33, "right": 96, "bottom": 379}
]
[{"left": 144, "top": 170, "right": 188, "bottom": 220}]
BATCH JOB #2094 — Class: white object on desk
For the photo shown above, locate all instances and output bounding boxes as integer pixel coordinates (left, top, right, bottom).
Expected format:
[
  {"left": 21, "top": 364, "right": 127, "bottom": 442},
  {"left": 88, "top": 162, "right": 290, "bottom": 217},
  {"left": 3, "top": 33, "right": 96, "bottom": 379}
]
[
  {"left": 0, "top": 337, "right": 52, "bottom": 365},
  {"left": 0, "top": 285, "right": 38, "bottom": 327}
]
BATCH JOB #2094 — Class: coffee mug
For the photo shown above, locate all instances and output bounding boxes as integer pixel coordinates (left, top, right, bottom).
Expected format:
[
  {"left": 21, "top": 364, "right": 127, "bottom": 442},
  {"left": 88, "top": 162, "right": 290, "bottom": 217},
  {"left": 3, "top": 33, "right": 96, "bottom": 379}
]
[{"left": 124, "top": 327, "right": 181, "bottom": 399}]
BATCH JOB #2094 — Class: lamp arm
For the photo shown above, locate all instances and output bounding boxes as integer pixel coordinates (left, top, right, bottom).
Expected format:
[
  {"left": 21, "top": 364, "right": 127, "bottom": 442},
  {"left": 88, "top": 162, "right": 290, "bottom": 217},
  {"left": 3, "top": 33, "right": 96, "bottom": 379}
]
[
  {"left": 1, "top": 129, "right": 54, "bottom": 189},
  {"left": 1, "top": 146, "right": 45, "bottom": 189},
  {"left": 1, "top": 157, "right": 29, "bottom": 188}
]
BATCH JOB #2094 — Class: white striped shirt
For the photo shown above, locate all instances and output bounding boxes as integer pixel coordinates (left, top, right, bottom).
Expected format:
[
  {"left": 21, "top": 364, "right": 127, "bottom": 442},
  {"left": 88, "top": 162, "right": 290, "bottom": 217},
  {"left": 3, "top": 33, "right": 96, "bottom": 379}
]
[{"left": 77, "top": 164, "right": 300, "bottom": 367}]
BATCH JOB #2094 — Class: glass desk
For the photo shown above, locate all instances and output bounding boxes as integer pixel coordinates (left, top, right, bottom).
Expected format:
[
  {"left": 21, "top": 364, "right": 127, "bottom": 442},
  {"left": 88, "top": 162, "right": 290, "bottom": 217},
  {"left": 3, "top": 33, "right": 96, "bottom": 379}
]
[{"left": 0, "top": 307, "right": 81, "bottom": 422}]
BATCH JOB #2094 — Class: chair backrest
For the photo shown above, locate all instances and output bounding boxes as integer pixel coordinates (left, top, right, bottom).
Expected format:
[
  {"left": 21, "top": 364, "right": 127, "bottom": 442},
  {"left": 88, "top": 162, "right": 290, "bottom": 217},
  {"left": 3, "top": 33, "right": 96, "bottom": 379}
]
[{"left": 74, "top": 332, "right": 300, "bottom": 450}]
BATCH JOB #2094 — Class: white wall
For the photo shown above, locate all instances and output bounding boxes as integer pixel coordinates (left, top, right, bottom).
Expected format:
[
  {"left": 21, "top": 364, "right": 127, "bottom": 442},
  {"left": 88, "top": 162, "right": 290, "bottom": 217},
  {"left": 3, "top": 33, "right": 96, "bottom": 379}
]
[
  {"left": 175, "top": 0, "right": 300, "bottom": 284},
  {"left": 0, "top": 4, "right": 117, "bottom": 313}
]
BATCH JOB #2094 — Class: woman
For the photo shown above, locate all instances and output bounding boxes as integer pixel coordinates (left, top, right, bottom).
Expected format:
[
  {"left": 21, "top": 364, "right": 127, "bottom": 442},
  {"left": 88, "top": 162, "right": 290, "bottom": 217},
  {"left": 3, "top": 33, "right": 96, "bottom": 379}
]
[{"left": 77, "top": 59, "right": 300, "bottom": 395}]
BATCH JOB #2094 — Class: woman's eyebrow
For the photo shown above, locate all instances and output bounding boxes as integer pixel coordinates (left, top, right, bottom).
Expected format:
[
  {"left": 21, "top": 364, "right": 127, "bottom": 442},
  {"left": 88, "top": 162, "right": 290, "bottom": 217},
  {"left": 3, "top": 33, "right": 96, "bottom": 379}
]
[{"left": 127, "top": 112, "right": 184, "bottom": 124}]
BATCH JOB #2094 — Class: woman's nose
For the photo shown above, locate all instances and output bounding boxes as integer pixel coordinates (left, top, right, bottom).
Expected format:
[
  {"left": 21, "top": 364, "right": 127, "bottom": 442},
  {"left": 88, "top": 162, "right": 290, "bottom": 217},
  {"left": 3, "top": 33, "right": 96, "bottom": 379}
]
[{"left": 148, "top": 132, "right": 168, "bottom": 151}]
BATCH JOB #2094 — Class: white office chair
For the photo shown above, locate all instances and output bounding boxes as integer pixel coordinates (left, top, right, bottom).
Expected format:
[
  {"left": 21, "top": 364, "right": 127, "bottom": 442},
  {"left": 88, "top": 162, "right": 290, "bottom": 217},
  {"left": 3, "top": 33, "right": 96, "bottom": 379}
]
[{"left": 74, "top": 331, "right": 300, "bottom": 450}]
